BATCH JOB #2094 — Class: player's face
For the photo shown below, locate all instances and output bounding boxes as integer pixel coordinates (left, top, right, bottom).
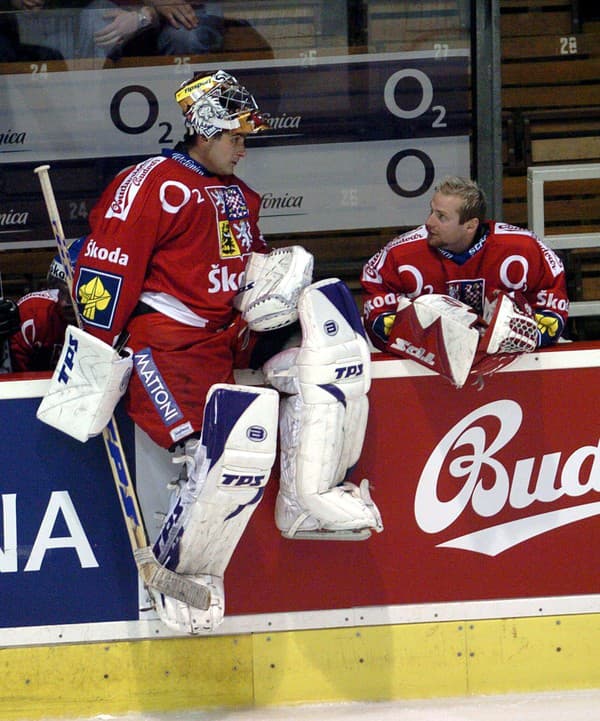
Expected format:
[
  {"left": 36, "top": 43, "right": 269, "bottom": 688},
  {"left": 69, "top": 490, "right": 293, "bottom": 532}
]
[
  {"left": 57, "top": 284, "right": 77, "bottom": 325},
  {"left": 198, "top": 130, "right": 248, "bottom": 176},
  {"left": 425, "top": 192, "right": 474, "bottom": 253}
]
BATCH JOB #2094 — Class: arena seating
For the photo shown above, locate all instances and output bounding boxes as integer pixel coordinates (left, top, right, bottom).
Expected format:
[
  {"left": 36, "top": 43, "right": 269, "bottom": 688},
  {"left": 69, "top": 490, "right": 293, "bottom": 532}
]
[{"left": 0, "top": 0, "right": 598, "bottom": 338}]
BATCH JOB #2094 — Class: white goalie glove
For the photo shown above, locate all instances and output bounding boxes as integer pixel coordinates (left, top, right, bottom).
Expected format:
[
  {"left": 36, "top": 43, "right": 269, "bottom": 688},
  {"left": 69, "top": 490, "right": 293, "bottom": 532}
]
[
  {"left": 263, "top": 278, "right": 383, "bottom": 541},
  {"left": 234, "top": 245, "right": 314, "bottom": 331},
  {"left": 36, "top": 325, "right": 132, "bottom": 442},
  {"left": 471, "top": 290, "right": 539, "bottom": 378}
]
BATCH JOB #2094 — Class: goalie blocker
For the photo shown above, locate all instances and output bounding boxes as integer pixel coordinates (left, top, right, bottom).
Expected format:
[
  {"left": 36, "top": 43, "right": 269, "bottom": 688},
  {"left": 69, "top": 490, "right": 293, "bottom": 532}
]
[
  {"left": 37, "top": 325, "right": 133, "bottom": 442},
  {"left": 386, "top": 291, "right": 540, "bottom": 388}
]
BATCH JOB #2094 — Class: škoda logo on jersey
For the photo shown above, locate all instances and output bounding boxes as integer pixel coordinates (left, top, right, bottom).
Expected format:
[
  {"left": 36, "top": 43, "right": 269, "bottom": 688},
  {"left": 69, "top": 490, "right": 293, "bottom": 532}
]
[
  {"left": 75, "top": 267, "right": 122, "bottom": 330},
  {"left": 414, "top": 399, "right": 600, "bottom": 556}
]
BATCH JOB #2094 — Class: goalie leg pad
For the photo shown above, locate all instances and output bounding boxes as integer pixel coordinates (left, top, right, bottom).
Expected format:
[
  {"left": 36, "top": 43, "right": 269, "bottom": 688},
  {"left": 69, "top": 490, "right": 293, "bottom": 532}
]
[
  {"left": 274, "top": 393, "right": 381, "bottom": 540},
  {"left": 150, "top": 383, "right": 278, "bottom": 633},
  {"left": 264, "top": 278, "right": 383, "bottom": 541},
  {"left": 36, "top": 325, "right": 132, "bottom": 442}
]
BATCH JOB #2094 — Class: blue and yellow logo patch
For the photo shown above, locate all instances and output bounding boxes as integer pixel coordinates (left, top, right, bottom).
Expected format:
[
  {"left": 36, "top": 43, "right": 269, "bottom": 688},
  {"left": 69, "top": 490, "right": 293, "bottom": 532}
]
[
  {"left": 218, "top": 220, "right": 241, "bottom": 258},
  {"left": 75, "top": 267, "right": 122, "bottom": 330}
]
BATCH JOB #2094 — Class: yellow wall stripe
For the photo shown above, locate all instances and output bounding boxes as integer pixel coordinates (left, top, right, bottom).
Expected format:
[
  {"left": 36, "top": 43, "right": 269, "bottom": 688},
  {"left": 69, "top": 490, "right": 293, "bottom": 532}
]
[{"left": 2, "top": 614, "right": 600, "bottom": 720}]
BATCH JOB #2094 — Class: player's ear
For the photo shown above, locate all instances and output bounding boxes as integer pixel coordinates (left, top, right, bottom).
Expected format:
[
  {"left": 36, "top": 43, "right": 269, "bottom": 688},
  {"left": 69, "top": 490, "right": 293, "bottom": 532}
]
[{"left": 464, "top": 216, "right": 479, "bottom": 233}]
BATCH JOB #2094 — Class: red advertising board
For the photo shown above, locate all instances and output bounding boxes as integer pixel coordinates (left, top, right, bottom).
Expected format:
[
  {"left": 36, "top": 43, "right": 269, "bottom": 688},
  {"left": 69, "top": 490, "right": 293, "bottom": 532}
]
[
  {"left": 225, "top": 344, "right": 600, "bottom": 616},
  {"left": 0, "top": 343, "right": 598, "bottom": 644}
]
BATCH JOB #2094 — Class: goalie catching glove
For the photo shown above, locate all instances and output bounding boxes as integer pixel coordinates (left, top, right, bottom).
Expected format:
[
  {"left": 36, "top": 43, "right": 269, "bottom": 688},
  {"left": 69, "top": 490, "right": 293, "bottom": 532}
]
[
  {"left": 386, "top": 291, "right": 539, "bottom": 388},
  {"left": 234, "top": 245, "right": 313, "bottom": 331},
  {"left": 470, "top": 290, "right": 539, "bottom": 378}
]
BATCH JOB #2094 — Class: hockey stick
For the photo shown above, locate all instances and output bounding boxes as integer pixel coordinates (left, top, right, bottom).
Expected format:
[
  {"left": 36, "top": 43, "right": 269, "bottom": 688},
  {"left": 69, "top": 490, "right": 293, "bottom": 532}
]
[{"left": 34, "top": 164, "right": 210, "bottom": 611}]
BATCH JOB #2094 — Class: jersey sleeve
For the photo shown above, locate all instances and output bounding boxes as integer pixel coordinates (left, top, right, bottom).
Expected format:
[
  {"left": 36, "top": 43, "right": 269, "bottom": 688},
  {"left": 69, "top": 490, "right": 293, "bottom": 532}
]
[
  {"left": 360, "top": 244, "right": 404, "bottom": 351},
  {"left": 9, "top": 325, "right": 34, "bottom": 372},
  {"left": 528, "top": 238, "right": 570, "bottom": 346},
  {"left": 73, "top": 158, "right": 168, "bottom": 346}
]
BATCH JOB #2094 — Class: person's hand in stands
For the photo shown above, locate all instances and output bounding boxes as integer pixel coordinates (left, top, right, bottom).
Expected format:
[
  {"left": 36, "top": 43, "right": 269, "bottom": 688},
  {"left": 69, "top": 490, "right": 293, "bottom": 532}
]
[
  {"left": 146, "top": 1, "right": 199, "bottom": 30},
  {"left": 93, "top": 7, "right": 153, "bottom": 48},
  {"left": 10, "top": 0, "right": 45, "bottom": 10}
]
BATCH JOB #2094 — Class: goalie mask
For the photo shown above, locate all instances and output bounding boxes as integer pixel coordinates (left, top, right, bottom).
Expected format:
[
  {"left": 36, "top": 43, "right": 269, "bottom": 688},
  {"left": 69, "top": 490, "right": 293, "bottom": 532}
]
[{"left": 175, "top": 70, "right": 269, "bottom": 139}]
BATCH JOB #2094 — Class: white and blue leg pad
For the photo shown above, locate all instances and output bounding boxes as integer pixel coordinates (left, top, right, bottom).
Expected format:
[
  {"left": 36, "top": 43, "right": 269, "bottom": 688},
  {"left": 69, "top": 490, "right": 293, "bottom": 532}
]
[
  {"left": 150, "top": 383, "right": 278, "bottom": 633},
  {"left": 264, "top": 278, "right": 383, "bottom": 541}
]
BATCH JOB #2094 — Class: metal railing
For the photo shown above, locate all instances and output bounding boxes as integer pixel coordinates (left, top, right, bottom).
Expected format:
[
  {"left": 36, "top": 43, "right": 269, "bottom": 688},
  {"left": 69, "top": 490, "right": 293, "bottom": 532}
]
[{"left": 527, "top": 163, "right": 600, "bottom": 318}]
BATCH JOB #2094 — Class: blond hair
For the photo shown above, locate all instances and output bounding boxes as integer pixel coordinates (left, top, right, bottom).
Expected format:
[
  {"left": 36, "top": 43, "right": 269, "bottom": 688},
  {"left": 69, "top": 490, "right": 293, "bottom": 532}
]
[{"left": 434, "top": 176, "right": 487, "bottom": 224}]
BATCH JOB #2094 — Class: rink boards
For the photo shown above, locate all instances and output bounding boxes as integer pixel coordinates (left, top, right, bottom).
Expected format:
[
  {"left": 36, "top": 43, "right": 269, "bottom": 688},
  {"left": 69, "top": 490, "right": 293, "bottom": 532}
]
[{"left": 1, "top": 342, "right": 600, "bottom": 719}]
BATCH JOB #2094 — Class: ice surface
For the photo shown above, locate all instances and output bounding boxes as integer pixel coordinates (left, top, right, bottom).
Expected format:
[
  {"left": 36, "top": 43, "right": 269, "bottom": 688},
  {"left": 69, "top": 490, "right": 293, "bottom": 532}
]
[{"left": 32, "top": 688, "right": 600, "bottom": 721}]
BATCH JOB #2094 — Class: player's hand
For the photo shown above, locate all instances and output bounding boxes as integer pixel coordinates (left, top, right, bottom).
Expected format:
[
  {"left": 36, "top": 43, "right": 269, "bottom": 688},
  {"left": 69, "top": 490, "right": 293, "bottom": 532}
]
[
  {"left": 535, "top": 311, "right": 562, "bottom": 346},
  {"left": 382, "top": 313, "right": 396, "bottom": 336},
  {"left": 147, "top": 1, "right": 199, "bottom": 30}
]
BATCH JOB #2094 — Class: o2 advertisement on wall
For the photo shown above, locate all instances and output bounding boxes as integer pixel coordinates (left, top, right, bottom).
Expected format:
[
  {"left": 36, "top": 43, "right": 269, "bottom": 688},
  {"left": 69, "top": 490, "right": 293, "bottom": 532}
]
[{"left": 0, "top": 50, "right": 470, "bottom": 245}]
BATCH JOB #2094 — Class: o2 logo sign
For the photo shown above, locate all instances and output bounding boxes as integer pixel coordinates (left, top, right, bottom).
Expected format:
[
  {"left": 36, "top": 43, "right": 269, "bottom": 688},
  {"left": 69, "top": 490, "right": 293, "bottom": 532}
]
[
  {"left": 383, "top": 68, "right": 447, "bottom": 199},
  {"left": 109, "top": 84, "right": 175, "bottom": 144},
  {"left": 386, "top": 149, "right": 435, "bottom": 199},
  {"left": 384, "top": 68, "right": 448, "bottom": 128}
]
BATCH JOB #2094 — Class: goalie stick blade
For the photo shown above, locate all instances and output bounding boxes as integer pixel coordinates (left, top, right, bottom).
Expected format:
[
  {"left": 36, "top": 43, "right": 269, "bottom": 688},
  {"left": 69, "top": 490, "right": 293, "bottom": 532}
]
[{"left": 134, "top": 547, "right": 211, "bottom": 610}]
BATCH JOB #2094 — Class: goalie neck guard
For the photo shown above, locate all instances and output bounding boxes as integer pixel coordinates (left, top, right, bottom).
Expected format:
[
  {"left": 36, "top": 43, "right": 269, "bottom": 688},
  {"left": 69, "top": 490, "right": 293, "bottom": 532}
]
[{"left": 175, "top": 70, "right": 269, "bottom": 139}]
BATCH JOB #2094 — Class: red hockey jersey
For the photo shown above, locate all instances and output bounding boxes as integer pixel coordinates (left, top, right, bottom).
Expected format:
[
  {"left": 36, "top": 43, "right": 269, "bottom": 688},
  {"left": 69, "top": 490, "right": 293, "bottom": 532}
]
[
  {"left": 73, "top": 149, "right": 268, "bottom": 346},
  {"left": 361, "top": 221, "right": 569, "bottom": 351},
  {"left": 10, "top": 289, "right": 68, "bottom": 372}
]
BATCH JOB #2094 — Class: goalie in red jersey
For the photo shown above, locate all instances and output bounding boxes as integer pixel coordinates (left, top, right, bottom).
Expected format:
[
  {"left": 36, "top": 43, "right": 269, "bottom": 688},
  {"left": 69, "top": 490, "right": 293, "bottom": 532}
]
[
  {"left": 361, "top": 176, "right": 569, "bottom": 387},
  {"left": 67, "top": 70, "right": 381, "bottom": 636}
]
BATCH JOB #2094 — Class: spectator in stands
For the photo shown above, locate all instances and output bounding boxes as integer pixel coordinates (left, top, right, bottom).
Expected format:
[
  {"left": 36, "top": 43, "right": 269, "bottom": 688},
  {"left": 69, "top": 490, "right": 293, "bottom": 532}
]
[
  {"left": 146, "top": 1, "right": 223, "bottom": 55},
  {"left": 9, "top": 237, "right": 83, "bottom": 372},
  {"left": 0, "top": 1, "right": 64, "bottom": 61},
  {"left": 8, "top": 0, "right": 157, "bottom": 61},
  {"left": 361, "top": 176, "right": 570, "bottom": 386}
]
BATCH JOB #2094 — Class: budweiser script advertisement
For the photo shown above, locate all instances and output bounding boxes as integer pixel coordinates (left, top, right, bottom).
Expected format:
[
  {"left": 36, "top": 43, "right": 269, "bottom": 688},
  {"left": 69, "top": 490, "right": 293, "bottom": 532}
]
[{"left": 414, "top": 399, "right": 600, "bottom": 556}]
